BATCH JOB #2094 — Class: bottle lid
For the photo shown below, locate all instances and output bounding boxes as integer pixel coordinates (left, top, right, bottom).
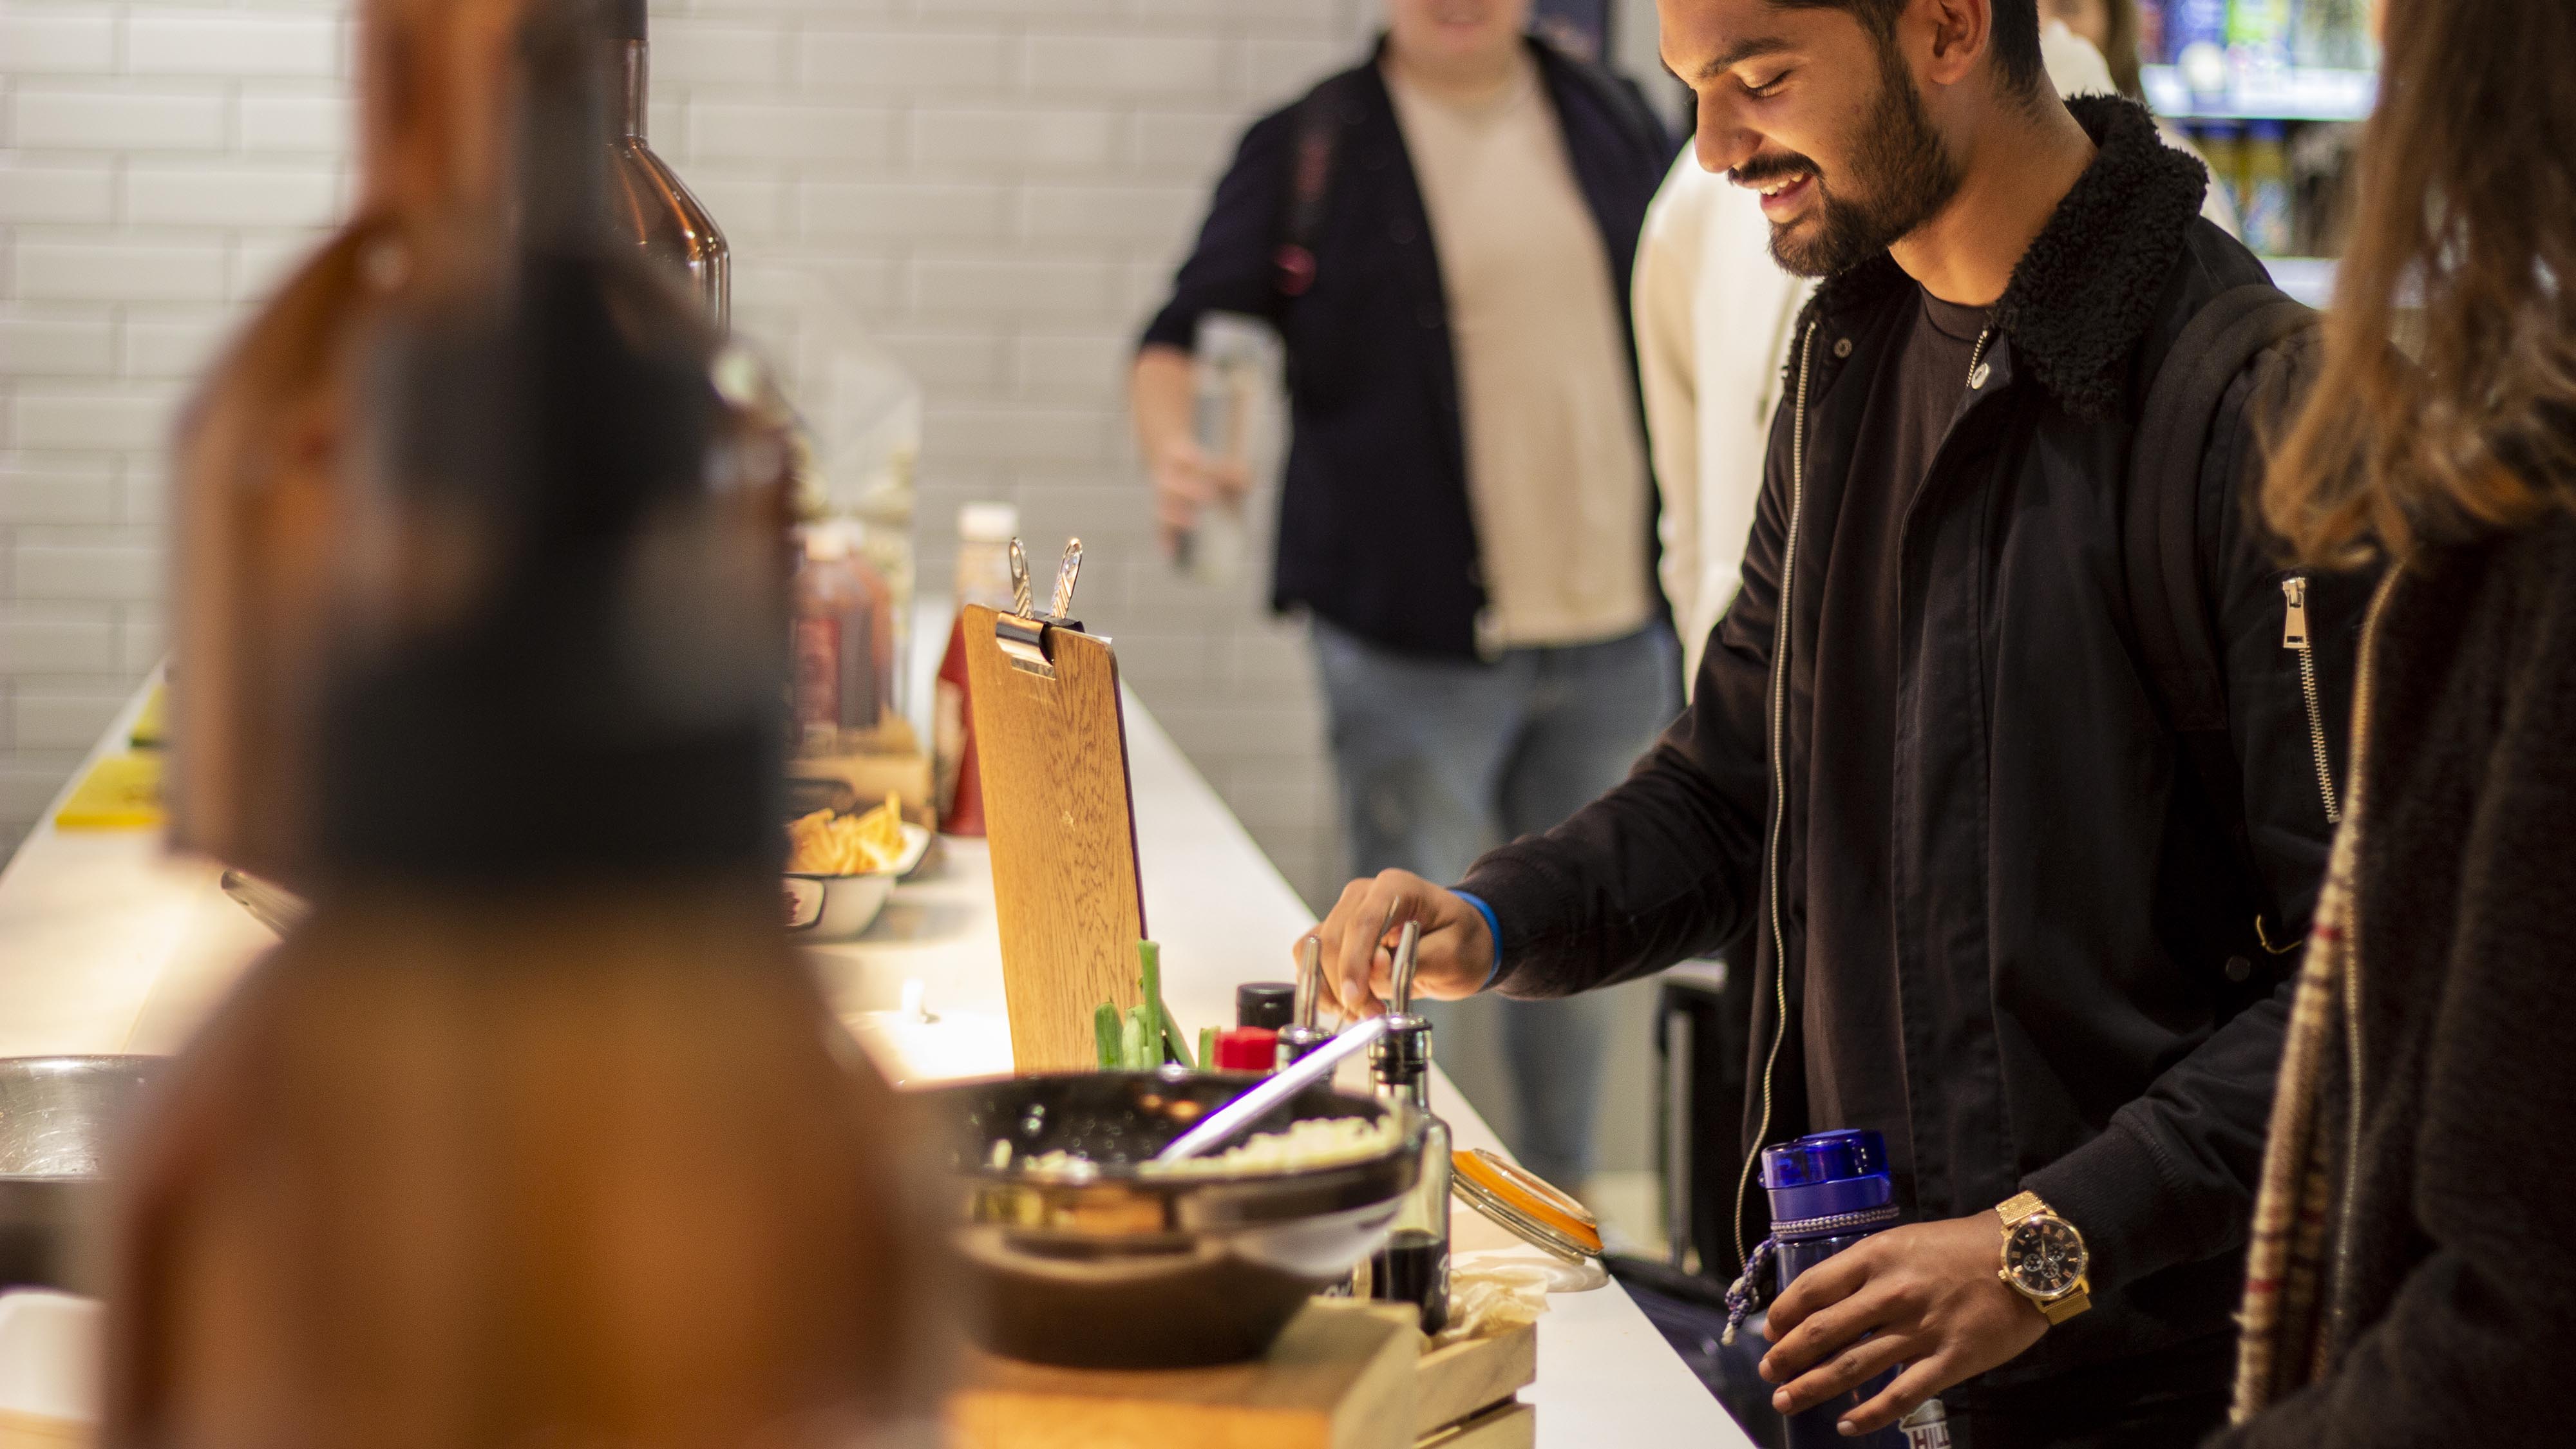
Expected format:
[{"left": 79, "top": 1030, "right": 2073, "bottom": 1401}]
[
  {"left": 1274, "top": 1023, "right": 1330, "bottom": 1067},
  {"left": 1759, "top": 1128, "right": 1887, "bottom": 1189},
  {"left": 958, "top": 502, "right": 1019, "bottom": 544},
  {"left": 1368, "top": 1012, "right": 1432, "bottom": 1080},
  {"left": 1759, "top": 1128, "right": 1895, "bottom": 1231},
  {"left": 1235, "top": 981, "right": 1296, "bottom": 1030},
  {"left": 1213, "top": 1027, "right": 1279, "bottom": 1072},
  {"left": 1450, "top": 1147, "right": 1602, "bottom": 1264}
]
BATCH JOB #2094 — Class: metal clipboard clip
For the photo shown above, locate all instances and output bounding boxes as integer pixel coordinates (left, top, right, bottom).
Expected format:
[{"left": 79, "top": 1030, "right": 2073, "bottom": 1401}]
[{"left": 996, "top": 537, "right": 1085, "bottom": 679}]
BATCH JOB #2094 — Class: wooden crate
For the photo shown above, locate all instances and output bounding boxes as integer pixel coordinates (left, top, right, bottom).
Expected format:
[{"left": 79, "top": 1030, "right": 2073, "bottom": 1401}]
[{"left": 1412, "top": 1322, "right": 1537, "bottom": 1443}]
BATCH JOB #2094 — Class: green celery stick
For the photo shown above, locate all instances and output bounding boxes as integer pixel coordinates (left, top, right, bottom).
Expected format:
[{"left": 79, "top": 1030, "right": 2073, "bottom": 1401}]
[
  {"left": 1198, "top": 1025, "right": 1218, "bottom": 1072},
  {"left": 1138, "top": 941, "right": 1165, "bottom": 1059},
  {"left": 1138, "top": 940, "right": 1197, "bottom": 1068},
  {"left": 1095, "top": 1002, "right": 1122, "bottom": 1069},
  {"left": 1122, "top": 1005, "right": 1148, "bottom": 1070}
]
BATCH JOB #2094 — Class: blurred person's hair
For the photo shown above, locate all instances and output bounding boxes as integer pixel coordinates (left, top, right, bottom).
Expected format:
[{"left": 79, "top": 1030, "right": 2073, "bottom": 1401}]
[
  {"left": 1773, "top": 0, "right": 2050, "bottom": 95},
  {"left": 2262, "top": 0, "right": 2576, "bottom": 564}
]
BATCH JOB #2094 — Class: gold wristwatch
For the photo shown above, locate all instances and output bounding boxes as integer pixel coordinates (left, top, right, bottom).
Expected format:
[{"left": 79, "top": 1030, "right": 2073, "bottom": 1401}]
[{"left": 1995, "top": 1191, "right": 2092, "bottom": 1325}]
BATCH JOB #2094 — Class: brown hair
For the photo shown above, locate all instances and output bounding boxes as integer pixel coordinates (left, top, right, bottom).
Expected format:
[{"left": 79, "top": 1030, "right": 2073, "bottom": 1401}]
[{"left": 2261, "top": 0, "right": 2576, "bottom": 565}]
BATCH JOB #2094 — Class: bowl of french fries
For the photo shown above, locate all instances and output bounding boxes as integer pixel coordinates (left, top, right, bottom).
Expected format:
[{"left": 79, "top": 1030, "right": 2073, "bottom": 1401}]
[{"left": 783, "top": 794, "right": 931, "bottom": 940}]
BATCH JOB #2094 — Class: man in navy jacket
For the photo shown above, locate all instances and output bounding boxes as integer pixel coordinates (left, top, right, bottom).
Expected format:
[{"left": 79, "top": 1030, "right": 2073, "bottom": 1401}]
[{"left": 1132, "top": 0, "right": 1676, "bottom": 1191}]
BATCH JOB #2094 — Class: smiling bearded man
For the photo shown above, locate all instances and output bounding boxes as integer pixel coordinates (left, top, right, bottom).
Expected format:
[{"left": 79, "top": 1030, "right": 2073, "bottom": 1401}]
[
  {"left": 1731, "top": 15, "right": 1960, "bottom": 278},
  {"left": 1301, "top": 0, "right": 2377, "bottom": 1445}
]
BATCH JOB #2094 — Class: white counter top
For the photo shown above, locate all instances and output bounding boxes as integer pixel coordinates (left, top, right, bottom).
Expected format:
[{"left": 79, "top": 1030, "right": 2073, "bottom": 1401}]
[{"left": 0, "top": 664, "right": 1746, "bottom": 1448}]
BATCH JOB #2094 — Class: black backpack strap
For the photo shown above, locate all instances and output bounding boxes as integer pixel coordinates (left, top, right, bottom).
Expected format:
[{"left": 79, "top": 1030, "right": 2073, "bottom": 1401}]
[
  {"left": 1274, "top": 70, "right": 1368, "bottom": 298},
  {"left": 1537, "top": 40, "right": 1672, "bottom": 161},
  {"left": 2126, "top": 282, "right": 2317, "bottom": 945}
]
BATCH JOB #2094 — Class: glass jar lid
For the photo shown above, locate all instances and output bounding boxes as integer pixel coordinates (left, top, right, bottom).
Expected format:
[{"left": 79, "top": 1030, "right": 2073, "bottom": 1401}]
[{"left": 1450, "top": 1147, "right": 1602, "bottom": 1264}]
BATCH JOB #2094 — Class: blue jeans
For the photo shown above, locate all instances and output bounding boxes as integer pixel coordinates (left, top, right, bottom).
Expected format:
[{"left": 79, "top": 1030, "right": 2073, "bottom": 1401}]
[{"left": 1311, "top": 618, "right": 1682, "bottom": 1189}]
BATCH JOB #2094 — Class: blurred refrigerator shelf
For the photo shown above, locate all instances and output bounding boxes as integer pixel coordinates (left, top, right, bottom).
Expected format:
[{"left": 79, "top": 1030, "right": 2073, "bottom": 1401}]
[
  {"left": 2259, "top": 256, "right": 2335, "bottom": 308},
  {"left": 2143, "top": 64, "right": 2378, "bottom": 122}
]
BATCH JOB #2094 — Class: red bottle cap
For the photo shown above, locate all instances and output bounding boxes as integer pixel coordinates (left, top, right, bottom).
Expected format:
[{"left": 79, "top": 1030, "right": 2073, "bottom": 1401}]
[{"left": 1213, "top": 1027, "right": 1279, "bottom": 1073}]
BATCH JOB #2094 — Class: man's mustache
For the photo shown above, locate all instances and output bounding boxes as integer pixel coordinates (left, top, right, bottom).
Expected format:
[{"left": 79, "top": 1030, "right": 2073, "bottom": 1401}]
[{"left": 1730, "top": 152, "right": 1821, "bottom": 188}]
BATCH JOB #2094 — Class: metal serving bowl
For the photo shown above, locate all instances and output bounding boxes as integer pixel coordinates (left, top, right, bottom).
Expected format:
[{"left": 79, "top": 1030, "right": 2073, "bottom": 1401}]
[
  {"left": 927, "top": 1070, "right": 1423, "bottom": 1368},
  {"left": 0, "top": 1056, "right": 162, "bottom": 1292}
]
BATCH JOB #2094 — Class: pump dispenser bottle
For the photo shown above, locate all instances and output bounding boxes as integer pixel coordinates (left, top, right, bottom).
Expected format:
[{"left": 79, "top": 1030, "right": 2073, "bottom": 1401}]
[
  {"left": 1366, "top": 920, "right": 1452, "bottom": 1333},
  {"left": 604, "top": 0, "right": 726, "bottom": 323},
  {"left": 104, "top": 5, "right": 937, "bottom": 1440}
]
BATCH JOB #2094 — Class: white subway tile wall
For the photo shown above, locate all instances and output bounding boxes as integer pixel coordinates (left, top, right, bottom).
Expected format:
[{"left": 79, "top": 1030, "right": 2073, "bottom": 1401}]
[{"left": 0, "top": 0, "right": 1379, "bottom": 910}]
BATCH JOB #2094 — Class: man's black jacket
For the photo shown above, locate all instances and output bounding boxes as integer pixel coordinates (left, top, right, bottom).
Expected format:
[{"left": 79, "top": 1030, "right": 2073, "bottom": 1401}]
[
  {"left": 1458, "top": 99, "right": 2374, "bottom": 1381},
  {"left": 1138, "top": 37, "right": 1672, "bottom": 659}
]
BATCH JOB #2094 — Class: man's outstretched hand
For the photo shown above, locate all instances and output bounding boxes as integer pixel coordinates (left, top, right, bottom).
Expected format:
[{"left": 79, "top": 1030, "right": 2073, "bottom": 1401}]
[
  {"left": 1759, "top": 1210, "right": 2048, "bottom": 1435},
  {"left": 1305, "top": 869, "right": 1494, "bottom": 1019}
]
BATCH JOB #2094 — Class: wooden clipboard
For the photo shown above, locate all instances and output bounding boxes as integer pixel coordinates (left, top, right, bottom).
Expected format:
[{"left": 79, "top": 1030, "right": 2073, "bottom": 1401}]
[{"left": 959, "top": 600, "right": 1146, "bottom": 1072}]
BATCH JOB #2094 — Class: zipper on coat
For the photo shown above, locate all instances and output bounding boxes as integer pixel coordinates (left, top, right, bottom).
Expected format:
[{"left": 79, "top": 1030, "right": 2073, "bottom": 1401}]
[
  {"left": 2284, "top": 576, "right": 2342, "bottom": 824},
  {"left": 2327, "top": 568, "right": 2401, "bottom": 1333},
  {"left": 1732, "top": 319, "right": 1819, "bottom": 1269}
]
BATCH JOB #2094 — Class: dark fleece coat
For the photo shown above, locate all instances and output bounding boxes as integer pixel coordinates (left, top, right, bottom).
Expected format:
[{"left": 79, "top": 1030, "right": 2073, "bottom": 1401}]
[
  {"left": 2211, "top": 510, "right": 2576, "bottom": 1447},
  {"left": 1459, "top": 96, "right": 2376, "bottom": 1390}
]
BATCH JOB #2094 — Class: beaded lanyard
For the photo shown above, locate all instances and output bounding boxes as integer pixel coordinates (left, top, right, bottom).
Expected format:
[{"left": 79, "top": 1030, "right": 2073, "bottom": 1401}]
[{"left": 1719, "top": 1202, "right": 1903, "bottom": 1345}]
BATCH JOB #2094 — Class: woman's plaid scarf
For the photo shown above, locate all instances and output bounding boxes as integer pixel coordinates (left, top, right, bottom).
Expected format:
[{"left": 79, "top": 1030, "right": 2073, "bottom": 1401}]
[{"left": 2231, "top": 570, "right": 2401, "bottom": 1422}]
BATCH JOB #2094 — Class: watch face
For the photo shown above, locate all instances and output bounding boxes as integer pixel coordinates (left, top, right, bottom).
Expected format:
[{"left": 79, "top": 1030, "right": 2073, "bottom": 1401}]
[{"left": 2005, "top": 1216, "right": 2088, "bottom": 1298}]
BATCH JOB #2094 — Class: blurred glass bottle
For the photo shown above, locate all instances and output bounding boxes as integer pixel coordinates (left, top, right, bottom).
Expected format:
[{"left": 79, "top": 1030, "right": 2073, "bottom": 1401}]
[
  {"left": 734, "top": 266, "right": 924, "bottom": 724},
  {"left": 2293, "top": 0, "right": 2370, "bottom": 70},
  {"left": 167, "top": 0, "right": 527, "bottom": 888},
  {"left": 2226, "top": 0, "right": 2292, "bottom": 78},
  {"left": 109, "top": 2, "right": 942, "bottom": 1439},
  {"left": 791, "top": 518, "right": 898, "bottom": 757},
  {"left": 2170, "top": 0, "right": 2231, "bottom": 99},
  {"left": 605, "top": 0, "right": 726, "bottom": 325},
  {"left": 934, "top": 502, "right": 1019, "bottom": 835},
  {"left": 1173, "top": 313, "right": 1275, "bottom": 588},
  {"left": 2241, "top": 120, "right": 2295, "bottom": 256},
  {"left": 2197, "top": 120, "right": 2248, "bottom": 225}
]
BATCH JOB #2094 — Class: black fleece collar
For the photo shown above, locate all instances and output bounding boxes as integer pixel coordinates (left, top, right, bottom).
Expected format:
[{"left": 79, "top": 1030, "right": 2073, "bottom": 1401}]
[{"left": 1805, "top": 96, "right": 2210, "bottom": 420}]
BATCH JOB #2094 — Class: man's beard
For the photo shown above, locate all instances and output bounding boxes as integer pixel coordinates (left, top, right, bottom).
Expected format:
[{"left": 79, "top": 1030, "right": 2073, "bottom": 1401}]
[{"left": 1753, "top": 44, "right": 1962, "bottom": 278}]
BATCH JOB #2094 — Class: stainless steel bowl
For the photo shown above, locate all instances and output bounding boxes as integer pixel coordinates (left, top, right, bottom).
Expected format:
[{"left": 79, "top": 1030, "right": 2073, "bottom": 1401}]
[
  {"left": 0, "top": 1056, "right": 162, "bottom": 1291},
  {"left": 927, "top": 1070, "right": 1423, "bottom": 1368}
]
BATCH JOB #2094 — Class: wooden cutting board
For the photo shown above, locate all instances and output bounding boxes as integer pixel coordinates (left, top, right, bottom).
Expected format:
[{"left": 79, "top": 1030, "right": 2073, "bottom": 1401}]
[
  {"left": 958, "top": 603, "right": 1146, "bottom": 1072},
  {"left": 945, "top": 1302, "right": 1419, "bottom": 1449},
  {"left": 943, "top": 1302, "right": 1539, "bottom": 1449}
]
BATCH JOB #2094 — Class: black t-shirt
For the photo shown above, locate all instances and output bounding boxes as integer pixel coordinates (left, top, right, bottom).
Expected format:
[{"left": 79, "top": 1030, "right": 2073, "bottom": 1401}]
[{"left": 1803, "top": 287, "right": 1990, "bottom": 1196}]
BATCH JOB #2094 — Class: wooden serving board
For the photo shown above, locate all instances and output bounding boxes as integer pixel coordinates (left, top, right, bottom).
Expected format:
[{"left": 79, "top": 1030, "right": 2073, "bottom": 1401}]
[
  {"left": 944, "top": 1301, "right": 1540, "bottom": 1449},
  {"left": 958, "top": 603, "right": 1147, "bottom": 1072},
  {"left": 0, "top": 1409, "right": 87, "bottom": 1449},
  {"left": 946, "top": 1301, "right": 1419, "bottom": 1449}
]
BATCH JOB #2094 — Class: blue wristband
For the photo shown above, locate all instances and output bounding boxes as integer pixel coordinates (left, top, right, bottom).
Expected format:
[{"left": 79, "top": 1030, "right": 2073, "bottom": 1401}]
[{"left": 1453, "top": 891, "right": 1504, "bottom": 992}]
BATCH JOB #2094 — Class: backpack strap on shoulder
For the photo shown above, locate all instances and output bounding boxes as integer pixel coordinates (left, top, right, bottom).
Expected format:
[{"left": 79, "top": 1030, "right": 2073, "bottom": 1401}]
[
  {"left": 2126, "top": 281, "right": 2317, "bottom": 945},
  {"left": 1535, "top": 38, "right": 1671, "bottom": 160},
  {"left": 1274, "top": 70, "right": 1368, "bottom": 298}
]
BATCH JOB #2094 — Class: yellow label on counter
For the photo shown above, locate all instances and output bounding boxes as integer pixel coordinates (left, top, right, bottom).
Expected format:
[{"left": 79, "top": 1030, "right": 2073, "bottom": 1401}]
[{"left": 53, "top": 750, "right": 166, "bottom": 831}]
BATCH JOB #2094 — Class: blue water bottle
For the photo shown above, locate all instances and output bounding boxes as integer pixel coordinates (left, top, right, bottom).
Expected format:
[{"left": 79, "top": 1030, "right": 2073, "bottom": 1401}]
[{"left": 1723, "top": 1130, "right": 1927, "bottom": 1449}]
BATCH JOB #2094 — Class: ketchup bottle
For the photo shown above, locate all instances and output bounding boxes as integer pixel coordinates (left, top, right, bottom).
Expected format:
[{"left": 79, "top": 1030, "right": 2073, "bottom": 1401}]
[{"left": 933, "top": 502, "right": 1017, "bottom": 835}]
